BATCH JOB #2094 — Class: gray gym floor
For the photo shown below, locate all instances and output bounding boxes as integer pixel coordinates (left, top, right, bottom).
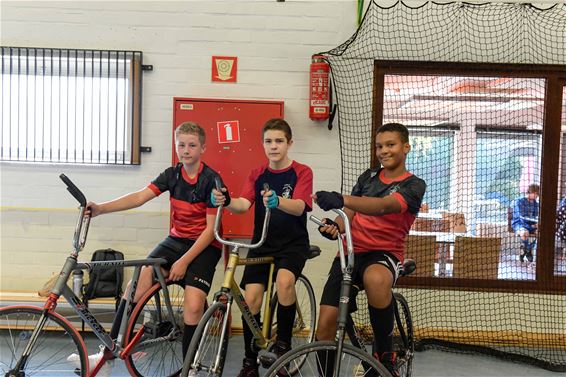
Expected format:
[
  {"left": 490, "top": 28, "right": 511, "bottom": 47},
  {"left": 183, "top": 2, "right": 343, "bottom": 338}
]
[{"left": 88, "top": 335, "right": 561, "bottom": 377}]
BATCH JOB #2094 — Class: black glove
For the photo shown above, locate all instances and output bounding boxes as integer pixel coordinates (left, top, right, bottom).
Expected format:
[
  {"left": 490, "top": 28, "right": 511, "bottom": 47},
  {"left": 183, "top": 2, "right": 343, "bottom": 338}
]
[
  {"left": 210, "top": 186, "right": 231, "bottom": 207},
  {"left": 315, "top": 191, "right": 344, "bottom": 211},
  {"left": 222, "top": 188, "right": 231, "bottom": 206},
  {"left": 318, "top": 218, "right": 339, "bottom": 241}
]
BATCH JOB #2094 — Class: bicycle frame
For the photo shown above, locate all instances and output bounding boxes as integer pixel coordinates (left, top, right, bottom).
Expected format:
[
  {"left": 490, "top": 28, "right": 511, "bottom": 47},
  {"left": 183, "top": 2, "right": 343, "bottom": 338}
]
[
  {"left": 222, "top": 252, "right": 276, "bottom": 347},
  {"left": 9, "top": 175, "right": 181, "bottom": 376},
  {"left": 190, "top": 192, "right": 274, "bottom": 374},
  {"left": 309, "top": 209, "right": 354, "bottom": 373},
  {"left": 211, "top": 192, "right": 273, "bottom": 342}
]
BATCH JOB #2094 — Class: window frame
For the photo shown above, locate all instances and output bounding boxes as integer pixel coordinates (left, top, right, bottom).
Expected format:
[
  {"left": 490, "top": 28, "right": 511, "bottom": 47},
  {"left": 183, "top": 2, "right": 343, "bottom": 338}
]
[
  {"left": 373, "top": 60, "right": 566, "bottom": 293},
  {"left": 0, "top": 46, "right": 143, "bottom": 165}
]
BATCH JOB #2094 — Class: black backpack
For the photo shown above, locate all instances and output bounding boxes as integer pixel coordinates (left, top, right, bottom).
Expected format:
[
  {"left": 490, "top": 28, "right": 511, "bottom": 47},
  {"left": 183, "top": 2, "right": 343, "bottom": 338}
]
[{"left": 83, "top": 248, "right": 124, "bottom": 306}]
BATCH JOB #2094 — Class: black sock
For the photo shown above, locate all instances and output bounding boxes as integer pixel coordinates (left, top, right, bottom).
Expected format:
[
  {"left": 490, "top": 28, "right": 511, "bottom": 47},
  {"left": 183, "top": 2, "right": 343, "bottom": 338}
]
[
  {"left": 369, "top": 299, "right": 394, "bottom": 356},
  {"left": 182, "top": 324, "right": 197, "bottom": 360},
  {"left": 276, "top": 301, "right": 296, "bottom": 345},
  {"left": 109, "top": 299, "right": 127, "bottom": 339},
  {"left": 242, "top": 313, "right": 261, "bottom": 360}
]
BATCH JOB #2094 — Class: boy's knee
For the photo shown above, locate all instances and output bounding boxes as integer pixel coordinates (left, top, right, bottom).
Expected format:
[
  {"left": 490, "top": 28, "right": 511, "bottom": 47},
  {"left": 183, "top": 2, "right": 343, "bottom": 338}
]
[
  {"left": 316, "top": 305, "right": 338, "bottom": 341},
  {"left": 183, "top": 300, "right": 204, "bottom": 324},
  {"left": 276, "top": 278, "right": 295, "bottom": 296},
  {"left": 275, "top": 269, "right": 297, "bottom": 302},
  {"left": 244, "top": 293, "right": 263, "bottom": 313},
  {"left": 364, "top": 269, "right": 391, "bottom": 291}
]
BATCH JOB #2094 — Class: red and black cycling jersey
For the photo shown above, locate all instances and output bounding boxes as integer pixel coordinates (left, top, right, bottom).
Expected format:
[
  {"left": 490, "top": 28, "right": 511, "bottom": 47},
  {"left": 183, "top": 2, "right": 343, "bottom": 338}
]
[
  {"left": 345, "top": 168, "right": 426, "bottom": 262},
  {"left": 241, "top": 161, "right": 313, "bottom": 255},
  {"left": 148, "top": 162, "right": 224, "bottom": 248}
]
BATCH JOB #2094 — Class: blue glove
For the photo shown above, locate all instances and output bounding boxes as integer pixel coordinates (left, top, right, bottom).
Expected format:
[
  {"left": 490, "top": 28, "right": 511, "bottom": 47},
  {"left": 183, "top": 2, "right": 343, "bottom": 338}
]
[
  {"left": 316, "top": 191, "right": 344, "bottom": 211},
  {"left": 266, "top": 190, "right": 279, "bottom": 209}
]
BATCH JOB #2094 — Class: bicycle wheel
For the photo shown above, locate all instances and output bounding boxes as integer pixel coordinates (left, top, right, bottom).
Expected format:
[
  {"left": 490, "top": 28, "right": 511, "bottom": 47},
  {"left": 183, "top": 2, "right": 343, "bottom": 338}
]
[
  {"left": 264, "top": 341, "right": 392, "bottom": 377},
  {"left": 181, "top": 301, "right": 229, "bottom": 377},
  {"left": 393, "top": 293, "right": 414, "bottom": 377},
  {"left": 125, "top": 281, "right": 185, "bottom": 377},
  {"left": 0, "top": 305, "right": 88, "bottom": 376},
  {"left": 269, "top": 274, "right": 316, "bottom": 373}
]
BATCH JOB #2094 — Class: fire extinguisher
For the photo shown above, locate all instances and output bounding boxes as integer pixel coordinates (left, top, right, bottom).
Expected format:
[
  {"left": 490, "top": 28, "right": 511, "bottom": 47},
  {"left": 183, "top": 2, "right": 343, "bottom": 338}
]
[{"left": 309, "top": 55, "right": 330, "bottom": 121}]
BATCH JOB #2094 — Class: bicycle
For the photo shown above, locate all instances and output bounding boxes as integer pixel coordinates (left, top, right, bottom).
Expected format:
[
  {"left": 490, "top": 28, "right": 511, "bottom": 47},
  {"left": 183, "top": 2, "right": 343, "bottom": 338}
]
[
  {"left": 0, "top": 174, "right": 186, "bottom": 377},
  {"left": 264, "top": 209, "right": 416, "bottom": 377},
  {"left": 181, "top": 189, "right": 318, "bottom": 377},
  {"left": 346, "top": 269, "right": 415, "bottom": 377}
]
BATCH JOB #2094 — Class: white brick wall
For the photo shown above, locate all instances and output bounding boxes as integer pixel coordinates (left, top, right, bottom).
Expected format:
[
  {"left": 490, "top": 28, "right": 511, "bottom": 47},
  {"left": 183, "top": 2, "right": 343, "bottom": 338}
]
[{"left": 0, "top": 1, "right": 354, "bottom": 291}]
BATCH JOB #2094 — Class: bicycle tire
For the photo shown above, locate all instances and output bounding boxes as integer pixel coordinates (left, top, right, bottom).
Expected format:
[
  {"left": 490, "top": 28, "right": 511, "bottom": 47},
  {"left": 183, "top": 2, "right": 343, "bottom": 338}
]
[
  {"left": 124, "top": 281, "right": 185, "bottom": 377},
  {"left": 264, "top": 341, "right": 392, "bottom": 377},
  {"left": 0, "top": 305, "right": 88, "bottom": 376},
  {"left": 268, "top": 274, "right": 316, "bottom": 373},
  {"left": 181, "top": 301, "right": 229, "bottom": 377},
  {"left": 393, "top": 292, "right": 414, "bottom": 377}
]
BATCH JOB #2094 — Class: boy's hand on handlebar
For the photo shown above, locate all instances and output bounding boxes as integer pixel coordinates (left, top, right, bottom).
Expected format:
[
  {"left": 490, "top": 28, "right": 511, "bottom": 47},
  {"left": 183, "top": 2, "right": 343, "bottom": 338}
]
[
  {"left": 85, "top": 202, "right": 101, "bottom": 218},
  {"left": 211, "top": 187, "right": 231, "bottom": 207},
  {"left": 318, "top": 218, "right": 340, "bottom": 240},
  {"left": 262, "top": 189, "right": 279, "bottom": 209},
  {"left": 314, "top": 191, "right": 344, "bottom": 211}
]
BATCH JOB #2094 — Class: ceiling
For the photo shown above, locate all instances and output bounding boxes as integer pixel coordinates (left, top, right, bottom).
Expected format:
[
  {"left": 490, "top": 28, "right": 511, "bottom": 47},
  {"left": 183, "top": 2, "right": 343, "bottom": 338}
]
[{"left": 382, "top": 75, "right": 566, "bottom": 131}]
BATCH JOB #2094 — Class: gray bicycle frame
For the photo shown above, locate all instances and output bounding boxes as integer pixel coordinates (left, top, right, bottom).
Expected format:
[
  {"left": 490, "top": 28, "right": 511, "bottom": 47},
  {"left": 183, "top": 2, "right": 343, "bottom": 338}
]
[
  {"left": 61, "top": 257, "right": 174, "bottom": 355},
  {"left": 309, "top": 209, "right": 354, "bottom": 375},
  {"left": 13, "top": 181, "right": 179, "bottom": 375}
]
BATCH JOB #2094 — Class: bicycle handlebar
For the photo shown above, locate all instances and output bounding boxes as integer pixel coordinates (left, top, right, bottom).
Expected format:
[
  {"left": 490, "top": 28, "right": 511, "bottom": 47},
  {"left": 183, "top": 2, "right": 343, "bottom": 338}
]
[
  {"left": 212, "top": 180, "right": 271, "bottom": 250},
  {"left": 309, "top": 209, "right": 354, "bottom": 273},
  {"left": 59, "top": 174, "right": 90, "bottom": 253},
  {"left": 60, "top": 174, "right": 87, "bottom": 207}
]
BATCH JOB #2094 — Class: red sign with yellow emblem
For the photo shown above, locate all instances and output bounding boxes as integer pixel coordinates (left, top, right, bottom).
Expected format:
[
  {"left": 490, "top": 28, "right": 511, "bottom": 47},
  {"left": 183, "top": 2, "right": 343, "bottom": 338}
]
[{"left": 211, "top": 56, "right": 237, "bottom": 83}]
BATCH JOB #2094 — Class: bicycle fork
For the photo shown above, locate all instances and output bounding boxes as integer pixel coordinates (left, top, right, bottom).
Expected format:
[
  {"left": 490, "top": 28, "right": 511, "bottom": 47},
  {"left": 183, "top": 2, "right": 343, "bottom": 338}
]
[
  {"left": 191, "top": 295, "right": 232, "bottom": 374},
  {"left": 7, "top": 307, "right": 52, "bottom": 376}
]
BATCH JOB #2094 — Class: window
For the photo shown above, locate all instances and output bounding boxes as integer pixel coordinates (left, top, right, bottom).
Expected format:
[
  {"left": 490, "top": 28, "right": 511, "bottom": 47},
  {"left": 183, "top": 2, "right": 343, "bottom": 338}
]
[
  {"left": 407, "top": 127, "right": 455, "bottom": 210},
  {"left": 475, "top": 129, "right": 542, "bottom": 223},
  {"left": 0, "top": 47, "right": 143, "bottom": 164}
]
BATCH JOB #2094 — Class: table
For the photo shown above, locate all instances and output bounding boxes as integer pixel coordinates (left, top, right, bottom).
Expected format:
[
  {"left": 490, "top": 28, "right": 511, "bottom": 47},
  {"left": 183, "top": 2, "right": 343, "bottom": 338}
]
[
  {"left": 417, "top": 212, "right": 444, "bottom": 220},
  {"left": 409, "top": 230, "right": 471, "bottom": 276}
]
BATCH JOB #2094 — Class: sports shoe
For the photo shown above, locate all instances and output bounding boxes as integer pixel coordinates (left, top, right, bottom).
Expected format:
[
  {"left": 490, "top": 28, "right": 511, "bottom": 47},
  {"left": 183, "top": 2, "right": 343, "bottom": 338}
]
[
  {"left": 236, "top": 357, "right": 259, "bottom": 377},
  {"left": 377, "top": 352, "right": 399, "bottom": 377},
  {"left": 67, "top": 345, "right": 114, "bottom": 377},
  {"left": 272, "top": 340, "right": 292, "bottom": 376},
  {"left": 259, "top": 339, "right": 292, "bottom": 368}
]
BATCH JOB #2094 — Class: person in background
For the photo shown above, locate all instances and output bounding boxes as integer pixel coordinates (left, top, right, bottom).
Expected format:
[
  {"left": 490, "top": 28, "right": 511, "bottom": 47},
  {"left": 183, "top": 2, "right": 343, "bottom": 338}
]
[{"left": 511, "top": 183, "right": 540, "bottom": 263}]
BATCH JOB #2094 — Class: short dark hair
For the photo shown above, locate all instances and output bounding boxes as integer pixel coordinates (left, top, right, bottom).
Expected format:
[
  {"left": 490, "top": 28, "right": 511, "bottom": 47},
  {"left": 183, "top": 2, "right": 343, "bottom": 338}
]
[
  {"left": 527, "top": 183, "right": 540, "bottom": 194},
  {"left": 262, "top": 118, "right": 292, "bottom": 141},
  {"left": 175, "top": 121, "right": 206, "bottom": 145},
  {"left": 376, "top": 123, "right": 409, "bottom": 144}
]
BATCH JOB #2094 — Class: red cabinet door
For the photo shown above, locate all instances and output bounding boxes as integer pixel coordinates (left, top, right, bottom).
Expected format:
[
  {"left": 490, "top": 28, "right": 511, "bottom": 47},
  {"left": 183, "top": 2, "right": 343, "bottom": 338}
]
[{"left": 173, "top": 98, "right": 284, "bottom": 238}]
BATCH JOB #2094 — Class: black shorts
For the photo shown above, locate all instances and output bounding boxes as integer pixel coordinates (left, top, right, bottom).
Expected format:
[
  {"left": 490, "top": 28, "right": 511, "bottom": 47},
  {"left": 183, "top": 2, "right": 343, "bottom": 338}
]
[
  {"left": 320, "top": 251, "right": 401, "bottom": 308},
  {"left": 148, "top": 236, "right": 221, "bottom": 294},
  {"left": 240, "top": 247, "right": 307, "bottom": 289}
]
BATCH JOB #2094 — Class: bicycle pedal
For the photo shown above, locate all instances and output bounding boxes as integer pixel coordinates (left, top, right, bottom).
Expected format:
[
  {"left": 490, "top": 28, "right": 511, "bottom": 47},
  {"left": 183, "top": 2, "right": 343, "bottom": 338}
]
[{"left": 258, "top": 352, "right": 277, "bottom": 368}]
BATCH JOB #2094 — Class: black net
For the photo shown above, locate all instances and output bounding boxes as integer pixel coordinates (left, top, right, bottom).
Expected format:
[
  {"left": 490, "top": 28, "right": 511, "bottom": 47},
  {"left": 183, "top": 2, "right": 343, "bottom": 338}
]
[{"left": 324, "top": 1, "right": 566, "bottom": 372}]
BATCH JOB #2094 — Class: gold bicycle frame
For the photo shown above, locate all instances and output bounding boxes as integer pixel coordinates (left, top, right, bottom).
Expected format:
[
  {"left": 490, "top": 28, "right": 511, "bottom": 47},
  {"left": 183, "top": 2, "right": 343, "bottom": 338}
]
[{"left": 222, "top": 250, "right": 275, "bottom": 348}]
